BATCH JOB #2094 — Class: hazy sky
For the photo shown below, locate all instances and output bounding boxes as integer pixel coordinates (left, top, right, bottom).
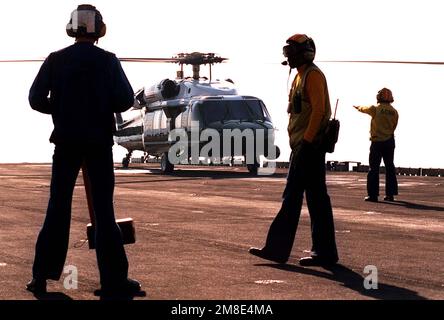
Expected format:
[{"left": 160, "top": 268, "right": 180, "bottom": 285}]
[{"left": 1, "top": 0, "right": 443, "bottom": 167}]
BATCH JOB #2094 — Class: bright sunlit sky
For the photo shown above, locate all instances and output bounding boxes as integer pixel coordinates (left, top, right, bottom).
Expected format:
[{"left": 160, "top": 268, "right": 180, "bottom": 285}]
[{"left": 1, "top": 0, "right": 443, "bottom": 168}]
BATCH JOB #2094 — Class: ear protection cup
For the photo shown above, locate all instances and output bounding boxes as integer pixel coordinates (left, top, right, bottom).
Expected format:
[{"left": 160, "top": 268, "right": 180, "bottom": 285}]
[
  {"left": 303, "top": 50, "right": 315, "bottom": 61},
  {"left": 302, "top": 37, "right": 315, "bottom": 60},
  {"left": 98, "top": 23, "right": 107, "bottom": 38},
  {"left": 66, "top": 4, "right": 106, "bottom": 39}
]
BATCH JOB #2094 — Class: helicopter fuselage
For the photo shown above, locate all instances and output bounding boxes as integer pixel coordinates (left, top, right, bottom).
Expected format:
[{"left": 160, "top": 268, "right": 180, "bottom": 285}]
[{"left": 114, "top": 77, "right": 279, "bottom": 173}]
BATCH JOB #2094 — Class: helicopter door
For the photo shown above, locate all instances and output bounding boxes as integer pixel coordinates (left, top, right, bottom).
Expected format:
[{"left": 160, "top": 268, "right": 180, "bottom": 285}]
[{"left": 143, "top": 110, "right": 170, "bottom": 154}]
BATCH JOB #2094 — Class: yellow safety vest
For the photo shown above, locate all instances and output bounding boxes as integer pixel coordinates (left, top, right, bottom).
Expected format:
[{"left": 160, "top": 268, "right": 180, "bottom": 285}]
[{"left": 287, "top": 64, "right": 331, "bottom": 150}]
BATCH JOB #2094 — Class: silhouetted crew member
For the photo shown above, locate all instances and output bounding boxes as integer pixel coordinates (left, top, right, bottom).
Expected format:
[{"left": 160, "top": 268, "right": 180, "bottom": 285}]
[
  {"left": 354, "top": 88, "right": 399, "bottom": 202},
  {"left": 249, "top": 34, "right": 339, "bottom": 267},
  {"left": 27, "top": 4, "right": 141, "bottom": 296}
]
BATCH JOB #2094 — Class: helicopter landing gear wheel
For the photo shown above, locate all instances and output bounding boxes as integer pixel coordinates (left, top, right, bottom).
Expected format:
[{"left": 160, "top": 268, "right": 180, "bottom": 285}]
[
  {"left": 122, "top": 151, "right": 133, "bottom": 168},
  {"left": 160, "top": 152, "right": 174, "bottom": 174}
]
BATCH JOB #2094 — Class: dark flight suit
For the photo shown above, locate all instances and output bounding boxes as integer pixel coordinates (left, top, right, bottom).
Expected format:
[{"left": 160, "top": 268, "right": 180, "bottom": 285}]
[{"left": 28, "top": 41, "right": 134, "bottom": 287}]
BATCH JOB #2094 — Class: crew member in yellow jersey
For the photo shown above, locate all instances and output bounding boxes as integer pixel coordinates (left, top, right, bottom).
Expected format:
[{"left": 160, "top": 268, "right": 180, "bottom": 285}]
[
  {"left": 249, "top": 34, "right": 339, "bottom": 267},
  {"left": 354, "top": 88, "right": 399, "bottom": 202}
]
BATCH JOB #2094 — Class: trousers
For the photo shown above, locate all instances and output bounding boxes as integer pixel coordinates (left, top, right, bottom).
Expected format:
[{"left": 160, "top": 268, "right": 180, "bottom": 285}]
[
  {"left": 367, "top": 137, "right": 398, "bottom": 197},
  {"left": 32, "top": 143, "right": 128, "bottom": 286},
  {"left": 263, "top": 144, "right": 338, "bottom": 262}
]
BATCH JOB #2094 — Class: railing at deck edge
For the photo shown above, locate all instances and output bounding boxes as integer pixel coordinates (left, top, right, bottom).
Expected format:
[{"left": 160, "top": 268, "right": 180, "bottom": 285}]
[{"left": 128, "top": 157, "right": 443, "bottom": 177}]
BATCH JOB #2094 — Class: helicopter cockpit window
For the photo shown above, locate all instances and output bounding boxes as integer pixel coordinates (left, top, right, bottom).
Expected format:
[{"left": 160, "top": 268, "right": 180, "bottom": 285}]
[{"left": 198, "top": 99, "right": 270, "bottom": 124}]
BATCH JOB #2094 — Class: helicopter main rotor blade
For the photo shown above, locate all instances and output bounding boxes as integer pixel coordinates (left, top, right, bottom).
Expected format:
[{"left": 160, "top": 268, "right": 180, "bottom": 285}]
[
  {"left": 2, "top": 58, "right": 444, "bottom": 66},
  {"left": 121, "top": 53, "right": 227, "bottom": 65},
  {"left": 119, "top": 57, "right": 179, "bottom": 63},
  {"left": 0, "top": 59, "right": 45, "bottom": 63},
  {"left": 0, "top": 53, "right": 228, "bottom": 65},
  {"left": 319, "top": 60, "right": 444, "bottom": 65},
  {"left": 0, "top": 58, "right": 178, "bottom": 63}
]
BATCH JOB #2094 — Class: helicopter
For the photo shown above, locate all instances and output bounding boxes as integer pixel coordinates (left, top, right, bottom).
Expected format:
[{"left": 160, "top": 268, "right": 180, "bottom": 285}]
[{"left": 114, "top": 52, "right": 280, "bottom": 174}]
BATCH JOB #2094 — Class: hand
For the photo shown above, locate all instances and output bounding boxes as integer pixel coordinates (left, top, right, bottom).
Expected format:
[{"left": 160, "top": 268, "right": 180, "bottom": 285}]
[
  {"left": 299, "top": 139, "right": 315, "bottom": 155},
  {"left": 291, "top": 139, "right": 314, "bottom": 166},
  {"left": 301, "top": 139, "right": 313, "bottom": 147}
]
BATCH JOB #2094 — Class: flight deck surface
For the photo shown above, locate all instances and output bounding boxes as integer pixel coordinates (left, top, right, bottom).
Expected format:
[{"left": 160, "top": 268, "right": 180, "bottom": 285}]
[{"left": 0, "top": 163, "right": 442, "bottom": 300}]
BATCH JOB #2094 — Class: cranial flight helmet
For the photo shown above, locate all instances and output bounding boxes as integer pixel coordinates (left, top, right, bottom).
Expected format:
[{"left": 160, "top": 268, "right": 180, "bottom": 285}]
[
  {"left": 283, "top": 34, "right": 316, "bottom": 68},
  {"left": 376, "top": 88, "right": 394, "bottom": 103},
  {"left": 66, "top": 4, "right": 106, "bottom": 39}
]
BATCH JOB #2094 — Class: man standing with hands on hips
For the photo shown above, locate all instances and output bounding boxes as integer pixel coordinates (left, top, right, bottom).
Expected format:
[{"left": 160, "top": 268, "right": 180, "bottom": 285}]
[{"left": 249, "top": 34, "right": 339, "bottom": 267}]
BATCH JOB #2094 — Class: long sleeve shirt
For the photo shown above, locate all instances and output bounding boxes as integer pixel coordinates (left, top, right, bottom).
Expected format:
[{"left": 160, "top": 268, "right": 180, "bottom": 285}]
[
  {"left": 355, "top": 103, "right": 398, "bottom": 142},
  {"left": 29, "top": 42, "right": 134, "bottom": 145}
]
